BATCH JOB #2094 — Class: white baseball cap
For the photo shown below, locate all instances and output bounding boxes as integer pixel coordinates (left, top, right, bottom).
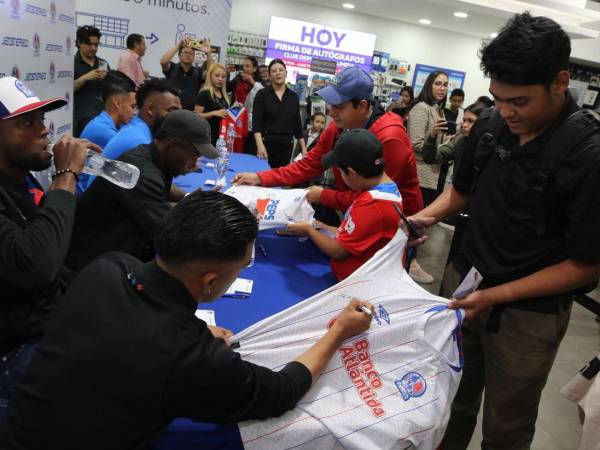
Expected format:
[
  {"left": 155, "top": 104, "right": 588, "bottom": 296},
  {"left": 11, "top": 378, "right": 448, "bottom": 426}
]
[{"left": 0, "top": 77, "right": 67, "bottom": 120}]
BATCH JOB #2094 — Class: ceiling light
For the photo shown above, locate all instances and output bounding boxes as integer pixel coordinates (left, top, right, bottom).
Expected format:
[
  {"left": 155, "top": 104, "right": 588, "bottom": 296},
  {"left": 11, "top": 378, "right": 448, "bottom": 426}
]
[
  {"left": 342, "top": 3, "right": 355, "bottom": 9},
  {"left": 454, "top": 12, "right": 468, "bottom": 18},
  {"left": 490, "top": 32, "right": 498, "bottom": 38},
  {"left": 419, "top": 19, "right": 432, "bottom": 25}
]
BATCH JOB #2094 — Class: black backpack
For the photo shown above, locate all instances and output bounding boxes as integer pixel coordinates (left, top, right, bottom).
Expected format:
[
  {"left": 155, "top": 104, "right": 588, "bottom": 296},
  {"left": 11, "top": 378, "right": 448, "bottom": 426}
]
[{"left": 471, "top": 107, "right": 600, "bottom": 293}]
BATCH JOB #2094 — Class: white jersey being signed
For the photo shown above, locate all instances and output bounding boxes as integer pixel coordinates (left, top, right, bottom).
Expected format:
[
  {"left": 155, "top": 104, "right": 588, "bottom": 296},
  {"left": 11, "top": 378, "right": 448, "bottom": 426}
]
[
  {"left": 234, "top": 230, "right": 463, "bottom": 450},
  {"left": 224, "top": 186, "right": 315, "bottom": 230}
]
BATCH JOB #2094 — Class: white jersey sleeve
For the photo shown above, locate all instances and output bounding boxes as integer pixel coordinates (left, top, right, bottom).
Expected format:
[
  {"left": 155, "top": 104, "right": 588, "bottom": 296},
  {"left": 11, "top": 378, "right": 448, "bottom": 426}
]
[{"left": 234, "top": 230, "right": 464, "bottom": 450}]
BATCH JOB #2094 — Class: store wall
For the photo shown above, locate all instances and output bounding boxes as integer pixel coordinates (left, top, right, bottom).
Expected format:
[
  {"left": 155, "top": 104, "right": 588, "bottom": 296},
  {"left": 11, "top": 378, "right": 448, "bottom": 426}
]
[
  {"left": 230, "top": 0, "right": 491, "bottom": 104},
  {"left": 572, "top": 37, "right": 600, "bottom": 65}
]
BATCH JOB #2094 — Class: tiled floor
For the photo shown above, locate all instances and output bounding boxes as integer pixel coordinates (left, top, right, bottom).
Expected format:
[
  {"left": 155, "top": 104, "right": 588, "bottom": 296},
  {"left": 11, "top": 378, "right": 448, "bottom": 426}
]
[{"left": 416, "top": 224, "right": 600, "bottom": 450}]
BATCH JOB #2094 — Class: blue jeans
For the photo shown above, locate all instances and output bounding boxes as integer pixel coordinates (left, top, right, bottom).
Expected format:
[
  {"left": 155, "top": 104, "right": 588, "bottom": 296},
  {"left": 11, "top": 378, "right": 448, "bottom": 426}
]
[{"left": 0, "top": 342, "right": 37, "bottom": 422}]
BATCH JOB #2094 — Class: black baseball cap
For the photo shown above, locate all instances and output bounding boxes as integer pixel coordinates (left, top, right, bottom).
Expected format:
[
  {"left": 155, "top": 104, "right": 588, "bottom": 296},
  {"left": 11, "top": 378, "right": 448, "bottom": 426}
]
[
  {"left": 158, "top": 110, "right": 219, "bottom": 158},
  {"left": 322, "top": 128, "right": 384, "bottom": 170}
]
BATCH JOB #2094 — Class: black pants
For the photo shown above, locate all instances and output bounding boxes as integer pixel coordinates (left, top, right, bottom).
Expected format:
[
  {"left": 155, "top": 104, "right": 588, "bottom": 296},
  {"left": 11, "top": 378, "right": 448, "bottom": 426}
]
[{"left": 263, "top": 134, "right": 294, "bottom": 168}]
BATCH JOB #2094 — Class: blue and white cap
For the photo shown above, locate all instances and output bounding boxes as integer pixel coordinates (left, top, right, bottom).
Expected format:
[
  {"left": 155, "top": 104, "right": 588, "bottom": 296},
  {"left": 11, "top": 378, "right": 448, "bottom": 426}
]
[
  {"left": 316, "top": 66, "right": 373, "bottom": 105},
  {"left": 0, "top": 77, "right": 66, "bottom": 120}
]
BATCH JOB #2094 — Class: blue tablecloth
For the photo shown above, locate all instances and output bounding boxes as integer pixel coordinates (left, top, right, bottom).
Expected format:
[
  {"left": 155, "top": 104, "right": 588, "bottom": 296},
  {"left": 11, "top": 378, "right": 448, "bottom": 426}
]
[{"left": 152, "top": 154, "right": 336, "bottom": 449}]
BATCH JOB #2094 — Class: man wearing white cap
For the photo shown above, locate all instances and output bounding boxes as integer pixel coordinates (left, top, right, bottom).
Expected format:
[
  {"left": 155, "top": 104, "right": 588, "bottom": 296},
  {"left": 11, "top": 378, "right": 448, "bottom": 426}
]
[{"left": 0, "top": 77, "right": 100, "bottom": 407}]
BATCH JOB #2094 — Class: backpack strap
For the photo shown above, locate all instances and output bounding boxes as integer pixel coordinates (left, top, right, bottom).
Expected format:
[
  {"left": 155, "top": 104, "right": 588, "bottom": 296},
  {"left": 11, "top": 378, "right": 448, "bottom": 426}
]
[
  {"left": 471, "top": 108, "right": 504, "bottom": 194},
  {"left": 532, "top": 109, "right": 600, "bottom": 237}
]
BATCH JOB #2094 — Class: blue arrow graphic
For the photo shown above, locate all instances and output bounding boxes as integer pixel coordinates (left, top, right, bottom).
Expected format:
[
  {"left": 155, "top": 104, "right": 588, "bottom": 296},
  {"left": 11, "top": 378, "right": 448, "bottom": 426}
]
[{"left": 145, "top": 33, "right": 159, "bottom": 45}]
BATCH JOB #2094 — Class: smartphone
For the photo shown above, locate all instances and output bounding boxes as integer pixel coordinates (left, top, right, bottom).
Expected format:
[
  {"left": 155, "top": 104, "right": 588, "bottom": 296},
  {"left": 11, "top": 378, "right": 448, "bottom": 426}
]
[
  {"left": 392, "top": 202, "right": 421, "bottom": 239},
  {"left": 446, "top": 121, "right": 457, "bottom": 135},
  {"left": 188, "top": 39, "right": 204, "bottom": 51}
]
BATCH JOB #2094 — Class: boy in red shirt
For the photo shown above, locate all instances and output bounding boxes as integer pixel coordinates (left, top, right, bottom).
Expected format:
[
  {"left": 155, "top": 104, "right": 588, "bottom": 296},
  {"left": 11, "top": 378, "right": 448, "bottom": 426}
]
[{"left": 287, "top": 129, "right": 402, "bottom": 280}]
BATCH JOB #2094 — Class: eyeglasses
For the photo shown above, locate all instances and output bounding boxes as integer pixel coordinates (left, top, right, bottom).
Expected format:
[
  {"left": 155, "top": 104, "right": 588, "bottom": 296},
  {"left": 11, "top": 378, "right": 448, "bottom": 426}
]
[{"left": 433, "top": 81, "right": 449, "bottom": 87}]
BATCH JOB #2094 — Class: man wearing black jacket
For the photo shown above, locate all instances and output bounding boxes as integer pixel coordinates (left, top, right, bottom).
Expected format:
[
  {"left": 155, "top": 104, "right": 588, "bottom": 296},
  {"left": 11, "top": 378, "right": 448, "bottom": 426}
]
[
  {"left": 0, "top": 77, "right": 99, "bottom": 405},
  {"left": 0, "top": 191, "right": 373, "bottom": 449},
  {"left": 66, "top": 109, "right": 219, "bottom": 270}
]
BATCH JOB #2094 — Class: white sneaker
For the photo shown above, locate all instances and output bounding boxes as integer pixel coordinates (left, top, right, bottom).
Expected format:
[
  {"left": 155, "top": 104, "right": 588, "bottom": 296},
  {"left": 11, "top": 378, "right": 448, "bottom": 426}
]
[{"left": 409, "top": 261, "right": 434, "bottom": 284}]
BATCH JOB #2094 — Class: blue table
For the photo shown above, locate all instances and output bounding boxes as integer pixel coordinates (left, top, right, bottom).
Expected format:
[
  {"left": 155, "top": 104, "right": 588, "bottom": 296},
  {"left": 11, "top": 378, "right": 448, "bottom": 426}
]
[{"left": 152, "top": 154, "right": 337, "bottom": 449}]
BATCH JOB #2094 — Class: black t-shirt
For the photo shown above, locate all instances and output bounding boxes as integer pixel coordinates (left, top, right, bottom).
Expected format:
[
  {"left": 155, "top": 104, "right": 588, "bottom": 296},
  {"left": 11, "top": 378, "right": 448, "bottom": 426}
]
[
  {"left": 73, "top": 51, "right": 109, "bottom": 135},
  {"left": 163, "top": 62, "right": 204, "bottom": 111},
  {"left": 195, "top": 89, "right": 229, "bottom": 145},
  {"left": 0, "top": 254, "right": 312, "bottom": 450},
  {"left": 67, "top": 144, "right": 172, "bottom": 270},
  {"left": 252, "top": 86, "right": 303, "bottom": 139},
  {"left": 453, "top": 94, "right": 600, "bottom": 299}
]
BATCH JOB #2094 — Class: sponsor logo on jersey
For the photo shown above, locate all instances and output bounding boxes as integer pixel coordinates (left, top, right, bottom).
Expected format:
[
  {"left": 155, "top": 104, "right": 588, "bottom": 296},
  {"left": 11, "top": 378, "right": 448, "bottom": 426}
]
[
  {"left": 372, "top": 304, "right": 391, "bottom": 326},
  {"left": 256, "top": 198, "right": 280, "bottom": 221},
  {"left": 339, "top": 338, "right": 385, "bottom": 417},
  {"left": 395, "top": 372, "right": 427, "bottom": 401}
]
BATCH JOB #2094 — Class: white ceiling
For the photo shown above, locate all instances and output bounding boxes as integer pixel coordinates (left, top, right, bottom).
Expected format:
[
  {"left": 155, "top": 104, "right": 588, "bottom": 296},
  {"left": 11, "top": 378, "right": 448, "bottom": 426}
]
[{"left": 294, "top": 0, "right": 600, "bottom": 39}]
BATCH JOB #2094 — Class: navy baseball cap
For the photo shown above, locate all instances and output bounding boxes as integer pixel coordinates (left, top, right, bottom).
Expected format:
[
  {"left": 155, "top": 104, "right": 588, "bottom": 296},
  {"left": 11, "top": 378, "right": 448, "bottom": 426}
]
[
  {"left": 322, "top": 128, "right": 384, "bottom": 169},
  {"left": 317, "top": 66, "right": 373, "bottom": 105}
]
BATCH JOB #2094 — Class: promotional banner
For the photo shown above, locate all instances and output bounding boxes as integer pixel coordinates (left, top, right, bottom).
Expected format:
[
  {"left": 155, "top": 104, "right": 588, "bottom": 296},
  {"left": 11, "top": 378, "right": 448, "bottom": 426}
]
[
  {"left": 75, "top": 0, "right": 233, "bottom": 75},
  {"left": 1, "top": 0, "right": 75, "bottom": 141},
  {"left": 266, "top": 16, "right": 376, "bottom": 85},
  {"left": 1, "top": 0, "right": 75, "bottom": 188},
  {"left": 412, "top": 64, "right": 466, "bottom": 97}
]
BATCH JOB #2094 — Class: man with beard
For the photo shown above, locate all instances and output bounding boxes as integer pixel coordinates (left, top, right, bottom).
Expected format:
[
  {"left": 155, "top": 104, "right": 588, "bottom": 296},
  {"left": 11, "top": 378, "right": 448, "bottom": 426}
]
[{"left": 0, "top": 77, "right": 98, "bottom": 405}]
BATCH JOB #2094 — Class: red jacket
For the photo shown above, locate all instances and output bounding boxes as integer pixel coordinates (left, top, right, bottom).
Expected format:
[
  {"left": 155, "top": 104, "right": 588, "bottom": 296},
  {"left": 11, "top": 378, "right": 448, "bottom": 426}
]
[{"left": 258, "top": 112, "right": 424, "bottom": 215}]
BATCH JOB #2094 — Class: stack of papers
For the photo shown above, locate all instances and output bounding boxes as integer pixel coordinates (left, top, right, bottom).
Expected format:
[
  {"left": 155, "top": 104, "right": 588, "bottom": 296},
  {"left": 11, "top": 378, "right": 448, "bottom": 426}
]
[{"left": 224, "top": 278, "right": 253, "bottom": 299}]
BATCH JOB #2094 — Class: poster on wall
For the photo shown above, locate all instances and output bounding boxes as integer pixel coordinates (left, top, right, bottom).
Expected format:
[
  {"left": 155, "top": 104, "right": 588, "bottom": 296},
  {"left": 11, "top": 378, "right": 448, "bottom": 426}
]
[
  {"left": 371, "top": 50, "right": 389, "bottom": 73},
  {"left": 75, "top": 0, "right": 232, "bottom": 76},
  {"left": 1, "top": 0, "right": 76, "bottom": 188},
  {"left": 412, "top": 64, "right": 466, "bottom": 97},
  {"left": 266, "top": 16, "right": 376, "bottom": 85}
]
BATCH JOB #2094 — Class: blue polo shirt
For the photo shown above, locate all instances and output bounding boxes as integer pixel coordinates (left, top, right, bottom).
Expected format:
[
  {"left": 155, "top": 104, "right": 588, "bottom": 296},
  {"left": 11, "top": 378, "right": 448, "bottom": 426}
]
[
  {"left": 80, "top": 111, "right": 118, "bottom": 149},
  {"left": 103, "top": 115, "right": 153, "bottom": 160},
  {"left": 81, "top": 115, "right": 153, "bottom": 192}
]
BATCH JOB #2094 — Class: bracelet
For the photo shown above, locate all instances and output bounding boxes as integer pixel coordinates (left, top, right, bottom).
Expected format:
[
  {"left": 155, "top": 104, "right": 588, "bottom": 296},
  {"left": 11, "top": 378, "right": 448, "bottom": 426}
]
[{"left": 52, "top": 168, "right": 80, "bottom": 182}]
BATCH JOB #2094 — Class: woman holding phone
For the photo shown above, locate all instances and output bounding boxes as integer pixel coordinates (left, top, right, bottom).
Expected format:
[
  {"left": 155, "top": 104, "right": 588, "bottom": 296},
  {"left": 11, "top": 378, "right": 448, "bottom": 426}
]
[
  {"left": 406, "top": 70, "right": 449, "bottom": 285},
  {"left": 407, "top": 70, "right": 449, "bottom": 204}
]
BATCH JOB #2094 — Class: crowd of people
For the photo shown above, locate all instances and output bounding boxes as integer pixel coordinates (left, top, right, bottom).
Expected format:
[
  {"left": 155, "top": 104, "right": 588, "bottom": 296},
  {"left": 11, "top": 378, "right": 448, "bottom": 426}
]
[{"left": 0, "top": 11, "right": 599, "bottom": 450}]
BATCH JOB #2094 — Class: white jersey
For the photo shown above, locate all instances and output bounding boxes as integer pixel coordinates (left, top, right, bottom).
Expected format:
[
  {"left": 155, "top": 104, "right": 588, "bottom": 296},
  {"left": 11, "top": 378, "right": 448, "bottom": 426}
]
[
  {"left": 235, "top": 230, "right": 463, "bottom": 450},
  {"left": 224, "top": 186, "right": 315, "bottom": 230}
]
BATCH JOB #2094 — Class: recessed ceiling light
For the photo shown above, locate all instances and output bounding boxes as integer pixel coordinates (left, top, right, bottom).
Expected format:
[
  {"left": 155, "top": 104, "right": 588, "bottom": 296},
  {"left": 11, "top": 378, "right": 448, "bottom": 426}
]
[
  {"left": 419, "top": 18, "right": 432, "bottom": 25},
  {"left": 342, "top": 3, "right": 355, "bottom": 9},
  {"left": 454, "top": 12, "right": 468, "bottom": 18},
  {"left": 490, "top": 32, "right": 498, "bottom": 38}
]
